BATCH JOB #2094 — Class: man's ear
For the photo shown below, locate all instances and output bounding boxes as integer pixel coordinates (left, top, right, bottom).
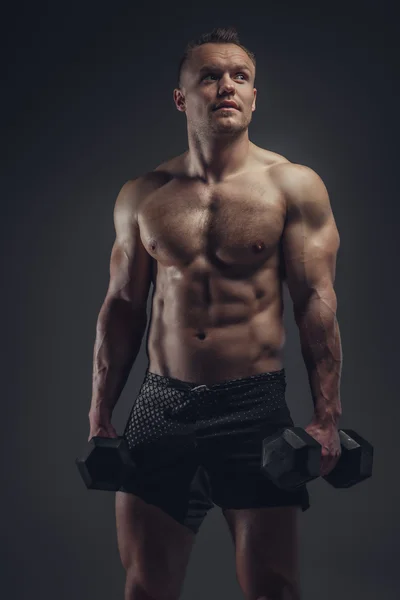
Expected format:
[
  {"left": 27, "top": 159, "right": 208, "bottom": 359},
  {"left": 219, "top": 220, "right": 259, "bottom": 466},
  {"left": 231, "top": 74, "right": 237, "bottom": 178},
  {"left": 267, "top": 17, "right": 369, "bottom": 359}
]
[
  {"left": 252, "top": 88, "right": 257, "bottom": 112},
  {"left": 173, "top": 88, "right": 186, "bottom": 112}
]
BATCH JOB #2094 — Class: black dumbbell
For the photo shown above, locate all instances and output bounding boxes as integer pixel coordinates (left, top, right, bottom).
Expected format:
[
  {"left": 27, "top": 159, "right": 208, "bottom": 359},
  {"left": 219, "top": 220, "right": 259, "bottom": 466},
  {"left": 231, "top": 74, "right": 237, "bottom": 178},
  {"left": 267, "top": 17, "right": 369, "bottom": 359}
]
[
  {"left": 261, "top": 427, "right": 374, "bottom": 491},
  {"left": 75, "top": 436, "right": 137, "bottom": 491}
]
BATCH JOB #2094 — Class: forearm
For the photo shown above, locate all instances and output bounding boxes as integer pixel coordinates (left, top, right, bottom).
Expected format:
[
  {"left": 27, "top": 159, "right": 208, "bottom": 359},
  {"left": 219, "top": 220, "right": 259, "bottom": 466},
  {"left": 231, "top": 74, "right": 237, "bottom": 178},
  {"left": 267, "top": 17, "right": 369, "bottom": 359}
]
[
  {"left": 89, "top": 297, "right": 147, "bottom": 419},
  {"left": 294, "top": 289, "right": 343, "bottom": 426}
]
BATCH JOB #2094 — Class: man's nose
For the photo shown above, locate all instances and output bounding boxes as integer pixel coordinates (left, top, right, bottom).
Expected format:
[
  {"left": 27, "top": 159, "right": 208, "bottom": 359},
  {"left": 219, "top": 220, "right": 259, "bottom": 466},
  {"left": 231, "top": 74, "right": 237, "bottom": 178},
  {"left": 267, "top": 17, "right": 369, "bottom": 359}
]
[{"left": 218, "top": 76, "right": 235, "bottom": 95}]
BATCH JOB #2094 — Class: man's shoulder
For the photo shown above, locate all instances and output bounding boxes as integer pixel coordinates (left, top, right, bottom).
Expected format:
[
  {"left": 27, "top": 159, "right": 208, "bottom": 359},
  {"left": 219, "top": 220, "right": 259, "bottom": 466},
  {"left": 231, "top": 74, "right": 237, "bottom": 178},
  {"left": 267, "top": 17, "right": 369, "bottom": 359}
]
[
  {"left": 256, "top": 146, "right": 290, "bottom": 168},
  {"left": 255, "top": 146, "right": 321, "bottom": 193},
  {"left": 120, "top": 153, "right": 186, "bottom": 208},
  {"left": 269, "top": 160, "right": 320, "bottom": 183},
  {"left": 114, "top": 154, "right": 187, "bottom": 225},
  {"left": 153, "top": 151, "right": 187, "bottom": 175},
  {"left": 267, "top": 160, "right": 328, "bottom": 211}
]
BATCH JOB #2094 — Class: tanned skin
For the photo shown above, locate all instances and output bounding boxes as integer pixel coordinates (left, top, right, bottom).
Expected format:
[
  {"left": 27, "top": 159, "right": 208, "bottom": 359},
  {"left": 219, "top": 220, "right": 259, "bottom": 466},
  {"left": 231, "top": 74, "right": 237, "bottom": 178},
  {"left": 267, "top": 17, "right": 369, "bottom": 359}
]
[{"left": 88, "top": 43, "right": 342, "bottom": 600}]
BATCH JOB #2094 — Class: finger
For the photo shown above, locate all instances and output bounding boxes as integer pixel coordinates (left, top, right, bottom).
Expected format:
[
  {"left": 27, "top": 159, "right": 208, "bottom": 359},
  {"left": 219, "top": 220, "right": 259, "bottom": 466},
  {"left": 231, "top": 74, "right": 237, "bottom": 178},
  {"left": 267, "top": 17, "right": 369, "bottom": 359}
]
[
  {"left": 320, "top": 456, "right": 331, "bottom": 473},
  {"left": 321, "top": 456, "right": 337, "bottom": 476}
]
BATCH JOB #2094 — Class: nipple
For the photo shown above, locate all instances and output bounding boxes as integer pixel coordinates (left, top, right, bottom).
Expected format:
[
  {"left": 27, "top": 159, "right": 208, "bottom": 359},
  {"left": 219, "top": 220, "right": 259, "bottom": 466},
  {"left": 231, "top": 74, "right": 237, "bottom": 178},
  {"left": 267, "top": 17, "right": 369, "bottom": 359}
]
[
  {"left": 252, "top": 241, "right": 265, "bottom": 253},
  {"left": 149, "top": 240, "right": 157, "bottom": 252}
]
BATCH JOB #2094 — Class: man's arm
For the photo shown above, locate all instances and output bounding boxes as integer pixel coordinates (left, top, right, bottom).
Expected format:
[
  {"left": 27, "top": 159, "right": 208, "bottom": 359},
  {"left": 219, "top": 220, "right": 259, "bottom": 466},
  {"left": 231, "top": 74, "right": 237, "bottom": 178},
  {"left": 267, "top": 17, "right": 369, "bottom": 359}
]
[
  {"left": 88, "top": 178, "right": 153, "bottom": 422},
  {"left": 279, "top": 164, "right": 342, "bottom": 427}
]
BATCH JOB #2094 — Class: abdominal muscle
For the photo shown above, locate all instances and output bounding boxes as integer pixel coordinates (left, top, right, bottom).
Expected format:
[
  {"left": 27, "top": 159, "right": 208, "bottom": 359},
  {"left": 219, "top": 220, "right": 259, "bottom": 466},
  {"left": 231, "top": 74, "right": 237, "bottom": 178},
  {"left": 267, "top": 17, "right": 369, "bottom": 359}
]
[{"left": 146, "top": 267, "right": 286, "bottom": 385}]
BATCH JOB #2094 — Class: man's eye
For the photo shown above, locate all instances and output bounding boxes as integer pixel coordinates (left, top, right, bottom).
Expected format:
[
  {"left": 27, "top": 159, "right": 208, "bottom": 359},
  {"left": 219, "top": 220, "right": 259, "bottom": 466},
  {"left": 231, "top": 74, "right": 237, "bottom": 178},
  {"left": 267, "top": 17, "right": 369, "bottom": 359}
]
[{"left": 203, "top": 73, "right": 247, "bottom": 81}]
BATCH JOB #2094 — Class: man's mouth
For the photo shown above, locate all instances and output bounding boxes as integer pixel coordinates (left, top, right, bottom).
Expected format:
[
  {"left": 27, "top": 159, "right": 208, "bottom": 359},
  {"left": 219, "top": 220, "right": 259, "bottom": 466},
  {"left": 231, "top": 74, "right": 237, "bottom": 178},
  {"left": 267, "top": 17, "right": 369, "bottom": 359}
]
[{"left": 213, "top": 101, "right": 239, "bottom": 111}]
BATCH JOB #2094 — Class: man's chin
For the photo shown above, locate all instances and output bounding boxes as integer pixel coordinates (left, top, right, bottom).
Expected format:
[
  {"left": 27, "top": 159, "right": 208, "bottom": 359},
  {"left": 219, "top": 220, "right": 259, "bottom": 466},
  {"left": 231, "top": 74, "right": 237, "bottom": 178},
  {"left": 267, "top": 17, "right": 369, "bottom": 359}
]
[{"left": 211, "top": 122, "right": 247, "bottom": 136}]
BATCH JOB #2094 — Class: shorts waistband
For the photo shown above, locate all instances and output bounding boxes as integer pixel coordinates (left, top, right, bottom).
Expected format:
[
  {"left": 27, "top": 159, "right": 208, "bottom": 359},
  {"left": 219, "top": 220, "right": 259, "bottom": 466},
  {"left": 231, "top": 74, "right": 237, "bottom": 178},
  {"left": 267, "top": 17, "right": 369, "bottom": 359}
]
[{"left": 145, "top": 367, "right": 286, "bottom": 393}]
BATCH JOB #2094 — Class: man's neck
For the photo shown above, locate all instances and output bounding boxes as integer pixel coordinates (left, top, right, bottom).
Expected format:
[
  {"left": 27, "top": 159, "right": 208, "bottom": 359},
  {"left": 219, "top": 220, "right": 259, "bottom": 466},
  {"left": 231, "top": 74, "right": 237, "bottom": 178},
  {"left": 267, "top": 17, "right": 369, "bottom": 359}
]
[{"left": 185, "top": 128, "right": 252, "bottom": 184}]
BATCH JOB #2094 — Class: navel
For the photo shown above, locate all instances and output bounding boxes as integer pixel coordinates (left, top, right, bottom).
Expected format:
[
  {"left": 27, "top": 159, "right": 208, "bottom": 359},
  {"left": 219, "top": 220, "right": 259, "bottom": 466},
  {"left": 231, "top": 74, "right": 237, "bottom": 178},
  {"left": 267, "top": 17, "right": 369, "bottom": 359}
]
[{"left": 209, "top": 199, "right": 218, "bottom": 212}]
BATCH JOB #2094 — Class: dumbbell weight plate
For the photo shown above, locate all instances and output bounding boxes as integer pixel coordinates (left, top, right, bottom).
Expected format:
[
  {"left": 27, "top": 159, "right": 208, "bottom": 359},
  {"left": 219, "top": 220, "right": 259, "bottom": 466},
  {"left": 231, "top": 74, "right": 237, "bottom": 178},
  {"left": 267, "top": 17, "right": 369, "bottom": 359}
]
[
  {"left": 323, "top": 429, "right": 374, "bottom": 488},
  {"left": 76, "top": 436, "right": 137, "bottom": 491},
  {"left": 261, "top": 427, "right": 322, "bottom": 490}
]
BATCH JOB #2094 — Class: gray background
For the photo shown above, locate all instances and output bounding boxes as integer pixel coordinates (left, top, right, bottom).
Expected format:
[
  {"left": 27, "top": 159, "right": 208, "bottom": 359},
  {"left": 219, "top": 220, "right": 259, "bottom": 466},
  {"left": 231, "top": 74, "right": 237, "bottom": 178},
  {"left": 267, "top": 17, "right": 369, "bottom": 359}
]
[{"left": 3, "top": 1, "right": 399, "bottom": 599}]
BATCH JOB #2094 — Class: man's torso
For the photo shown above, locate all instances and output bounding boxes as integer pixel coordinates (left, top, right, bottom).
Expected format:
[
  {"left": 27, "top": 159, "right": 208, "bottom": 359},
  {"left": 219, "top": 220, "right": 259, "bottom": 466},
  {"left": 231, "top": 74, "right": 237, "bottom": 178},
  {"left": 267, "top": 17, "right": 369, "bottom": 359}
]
[{"left": 135, "top": 143, "right": 291, "bottom": 384}]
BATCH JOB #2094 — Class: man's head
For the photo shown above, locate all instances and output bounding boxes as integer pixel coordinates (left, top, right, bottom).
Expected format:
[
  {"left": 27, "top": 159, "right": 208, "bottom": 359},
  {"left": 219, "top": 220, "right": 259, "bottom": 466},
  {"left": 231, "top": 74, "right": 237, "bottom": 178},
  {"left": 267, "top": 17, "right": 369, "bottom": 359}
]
[{"left": 174, "top": 27, "right": 257, "bottom": 138}]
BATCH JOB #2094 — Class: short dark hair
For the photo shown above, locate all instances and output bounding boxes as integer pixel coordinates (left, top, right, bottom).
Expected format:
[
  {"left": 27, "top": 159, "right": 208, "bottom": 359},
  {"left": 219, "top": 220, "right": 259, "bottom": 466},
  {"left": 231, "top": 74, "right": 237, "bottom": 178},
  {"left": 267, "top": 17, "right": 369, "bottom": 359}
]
[{"left": 177, "top": 26, "right": 256, "bottom": 88}]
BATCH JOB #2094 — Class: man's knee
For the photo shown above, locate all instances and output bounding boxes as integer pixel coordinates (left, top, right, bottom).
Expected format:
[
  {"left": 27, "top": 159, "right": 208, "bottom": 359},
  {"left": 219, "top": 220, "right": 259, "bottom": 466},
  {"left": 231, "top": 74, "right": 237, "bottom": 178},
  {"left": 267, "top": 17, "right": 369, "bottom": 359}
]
[
  {"left": 257, "top": 590, "right": 300, "bottom": 600},
  {"left": 254, "top": 584, "right": 300, "bottom": 600},
  {"left": 249, "top": 569, "right": 301, "bottom": 600},
  {"left": 125, "top": 569, "right": 180, "bottom": 600}
]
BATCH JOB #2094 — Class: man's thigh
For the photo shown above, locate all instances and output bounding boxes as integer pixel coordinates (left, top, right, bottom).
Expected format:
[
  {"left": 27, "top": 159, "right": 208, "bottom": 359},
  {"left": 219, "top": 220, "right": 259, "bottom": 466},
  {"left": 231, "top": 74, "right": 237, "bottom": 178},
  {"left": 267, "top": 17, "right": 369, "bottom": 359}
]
[
  {"left": 223, "top": 505, "right": 301, "bottom": 600},
  {"left": 115, "top": 491, "right": 196, "bottom": 599},
  {"left": 196, "top": 400, "right": 308, "bottom": 599}
]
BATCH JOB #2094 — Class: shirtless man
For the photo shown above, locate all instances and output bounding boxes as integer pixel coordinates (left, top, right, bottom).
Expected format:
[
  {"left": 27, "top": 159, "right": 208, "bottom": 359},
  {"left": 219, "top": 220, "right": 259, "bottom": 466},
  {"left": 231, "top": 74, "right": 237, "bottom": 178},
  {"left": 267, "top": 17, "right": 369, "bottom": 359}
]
[{"left": 88, "top": 27, "right": 343, "bottom": 600}]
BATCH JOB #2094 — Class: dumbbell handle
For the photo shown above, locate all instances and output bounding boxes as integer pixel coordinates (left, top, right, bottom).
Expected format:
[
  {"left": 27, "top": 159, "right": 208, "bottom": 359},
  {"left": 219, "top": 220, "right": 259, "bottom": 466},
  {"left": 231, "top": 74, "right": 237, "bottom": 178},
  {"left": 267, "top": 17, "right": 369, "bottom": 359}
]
[{"left": 261, "top": 426, "right": 373, "bottom": 491}]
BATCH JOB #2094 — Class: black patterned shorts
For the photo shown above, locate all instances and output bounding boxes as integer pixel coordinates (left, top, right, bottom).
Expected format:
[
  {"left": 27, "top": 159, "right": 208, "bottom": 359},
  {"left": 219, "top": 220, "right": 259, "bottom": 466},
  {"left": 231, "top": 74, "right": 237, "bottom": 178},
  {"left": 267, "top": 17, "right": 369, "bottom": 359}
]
[{"left": 120, "top": 367, "right": 310, "bottom": 534}]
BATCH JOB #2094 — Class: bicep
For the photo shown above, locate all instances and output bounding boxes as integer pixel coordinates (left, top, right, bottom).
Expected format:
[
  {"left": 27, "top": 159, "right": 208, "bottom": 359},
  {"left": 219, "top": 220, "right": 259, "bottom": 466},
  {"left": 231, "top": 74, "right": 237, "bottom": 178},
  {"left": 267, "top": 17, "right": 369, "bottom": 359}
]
[
  {"left": 106, "top": 179, "right": 153, "bottom": 311},
  {"left": 281, "top": 167, "right": 340, "bottom": 308}
]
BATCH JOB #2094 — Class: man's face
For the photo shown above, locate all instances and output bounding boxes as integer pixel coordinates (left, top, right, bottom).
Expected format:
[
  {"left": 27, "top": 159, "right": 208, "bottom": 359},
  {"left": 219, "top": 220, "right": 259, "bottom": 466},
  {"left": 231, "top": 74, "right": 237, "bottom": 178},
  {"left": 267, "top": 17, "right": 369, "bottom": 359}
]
[{"left": 174, "top": 43, "right": 257, "bottom": 137}]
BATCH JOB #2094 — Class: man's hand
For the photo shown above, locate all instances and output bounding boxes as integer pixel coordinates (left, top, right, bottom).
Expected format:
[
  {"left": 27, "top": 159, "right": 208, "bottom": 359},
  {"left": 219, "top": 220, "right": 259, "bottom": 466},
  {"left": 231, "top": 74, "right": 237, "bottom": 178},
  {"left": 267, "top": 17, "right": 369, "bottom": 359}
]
[
  {"left": 88, "top": 410, "right": 118, "bottom": 442},
  {"left": 304, "top": 420, "right": 342, "bottom": 477}
]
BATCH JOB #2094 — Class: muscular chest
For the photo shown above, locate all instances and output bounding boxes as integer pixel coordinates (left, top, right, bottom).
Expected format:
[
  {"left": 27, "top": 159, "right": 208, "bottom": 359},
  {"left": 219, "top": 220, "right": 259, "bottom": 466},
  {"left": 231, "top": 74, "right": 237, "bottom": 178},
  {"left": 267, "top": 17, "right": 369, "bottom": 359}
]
[{"left": 138, "top": 177, "right": 286, "bottom": 272}]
